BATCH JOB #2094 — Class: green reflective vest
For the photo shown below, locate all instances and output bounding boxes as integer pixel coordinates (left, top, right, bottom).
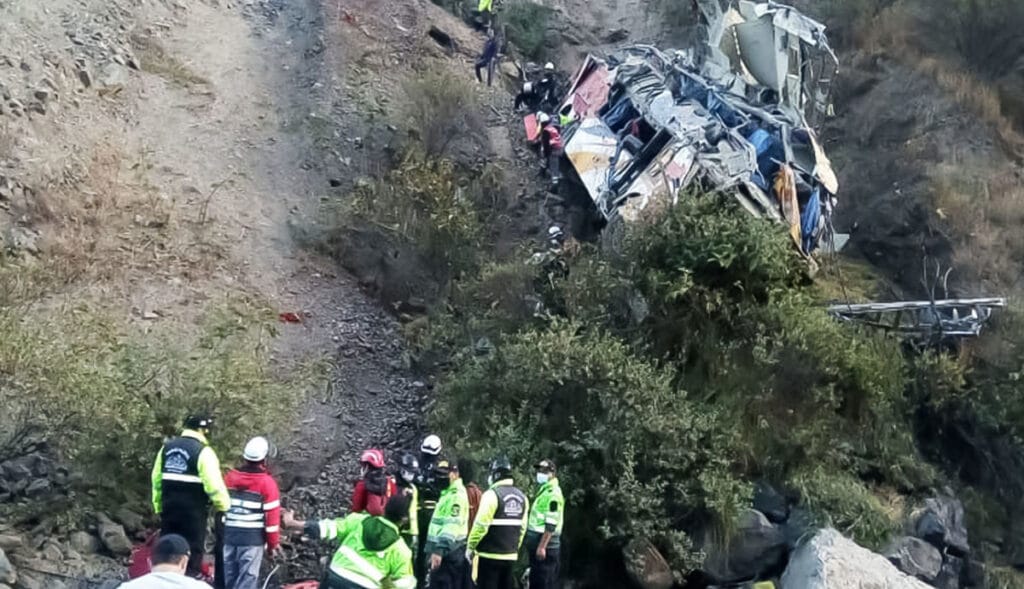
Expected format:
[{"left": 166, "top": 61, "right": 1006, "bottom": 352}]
[
  {"left": 317, "top": 513, "right": 415, "bottom": 589},
  {"left": 425, "top": 478, "right": 469, "bottom": 556},
  {"left": 527, "top": 478, "right": 564, "bottom": 547},
  {"left": 478, "top": 0, "right": 493, "bottom": 12},
  {"left": 399, "top": 482, "right": 419, "bottom": 537}
]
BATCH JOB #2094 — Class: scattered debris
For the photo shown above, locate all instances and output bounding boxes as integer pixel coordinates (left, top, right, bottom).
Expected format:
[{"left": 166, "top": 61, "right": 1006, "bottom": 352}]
[
  {"left": 827, "top": 298, "right": 1006, "bottom": 340},
  {"left": 551, "top": 1, "right": 843, "bottom": 253},
  {"left": 279, "top": 311, "right": 304, "bottom": 323}
]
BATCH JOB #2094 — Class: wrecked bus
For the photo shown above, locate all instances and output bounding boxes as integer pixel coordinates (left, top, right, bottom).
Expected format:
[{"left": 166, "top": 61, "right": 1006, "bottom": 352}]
[{"left": 554, "top": 1, "right": 843, "bottom": 254}]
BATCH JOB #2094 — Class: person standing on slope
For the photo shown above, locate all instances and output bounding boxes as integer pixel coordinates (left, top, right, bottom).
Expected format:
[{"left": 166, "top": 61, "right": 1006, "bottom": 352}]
[
  {"left": 526, "top": 459, "right": 564, "bottom": 589},
  {"left": 222, "top": 436, "right": 281, "bottom": 589},
  {"left": 151, "top": 414, "right": 231, "bottom": 579},
  {"left": 415, "top": 435, "right": 443, "bottom": 585},
  {"left": 282, "top": 495, "right": 416, "bottom": 589},
  {"left": 396, "top": 453, "right": 421, "bottom": 555},
  {"left": 352, "top": 448, "right": 397, "bottom": 516},
  {"left": 425, "top": 459, "right": 471, "bottom": 589},
  {"left": 466, "top": 457, "right": 529, "bottom": 589}
]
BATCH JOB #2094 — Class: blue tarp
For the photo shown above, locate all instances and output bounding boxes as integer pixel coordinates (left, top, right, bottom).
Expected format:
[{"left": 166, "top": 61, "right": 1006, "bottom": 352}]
[{"left": 801, "top": 187, "right": 821, "bottom": 253}]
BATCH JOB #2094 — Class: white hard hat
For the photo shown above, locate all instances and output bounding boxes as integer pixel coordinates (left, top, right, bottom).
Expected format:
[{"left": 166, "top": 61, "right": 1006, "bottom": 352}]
[
  {"left": 548, "top": 225, "right": 564, "bottom": 238},
  {"left": 243, "top": 436, "right": 270, "bottom": 462},
  {"left": 537, "top": 112, "right": 551, "bottom": 124},
  {"left": 544, "top": 62, "right": 555, "bottom": 71},
  {"left": 421, "top": 434, "right": 442, "bottom": 456}
]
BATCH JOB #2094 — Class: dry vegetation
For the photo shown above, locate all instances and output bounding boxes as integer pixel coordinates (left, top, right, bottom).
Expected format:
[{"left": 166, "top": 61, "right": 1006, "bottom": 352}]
[{"left": 130, "top": 33, "right": 210, "bottom": 89}]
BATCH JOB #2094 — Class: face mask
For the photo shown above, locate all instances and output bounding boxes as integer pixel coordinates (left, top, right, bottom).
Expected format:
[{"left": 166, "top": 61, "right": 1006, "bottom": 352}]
[
  {"left": 402, "top": 471, "right": 415, "bottom": 483},
  {"left": 487, "top": 474, "right": 494, "bottom": 486},
  {"left": 536, "top": 473, "right": 550, "bottom": 485}
]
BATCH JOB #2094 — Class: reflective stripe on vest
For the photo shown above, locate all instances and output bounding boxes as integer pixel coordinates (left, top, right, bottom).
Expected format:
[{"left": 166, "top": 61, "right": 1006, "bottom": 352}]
[
  {"left": 330, "top": 545, "right": 385, "bottom": 589},
  {"left": 162, "top": 473, "right": 203, "bottom": 484},
  {"left": 225, "top": 489, "right": 267, "bottom": 545}
]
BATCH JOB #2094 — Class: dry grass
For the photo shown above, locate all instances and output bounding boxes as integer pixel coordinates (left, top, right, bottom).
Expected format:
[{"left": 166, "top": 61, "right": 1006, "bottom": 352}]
[
  {"left": 931, "top": 167, "right": 1024, "bottom": 289},
  {"left": 130, "top": 33, "right": 210, "bottom": 89},
  {"left": 855, "top": 2, "right": 1024, "bottom": 158},
  {"left": 12, "top": 141, "right": 228, "bottom": 293}
]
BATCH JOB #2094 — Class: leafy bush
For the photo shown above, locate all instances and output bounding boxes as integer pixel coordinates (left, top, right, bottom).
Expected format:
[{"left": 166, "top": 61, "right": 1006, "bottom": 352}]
[
  {"left": 0, "top": 298, "right": 311, "bottom": 509},
  {"left": 324, "top": 154, "right": 485, "bottom": 281},
  {"left": 429, "top": 194, "right": 944, "bottom": 575},
  {"left": 433, "top": 321, "right": 749, "bottom": 573},
  {"left": 502, "top": 1, "right": 553, "bottom": 60}
]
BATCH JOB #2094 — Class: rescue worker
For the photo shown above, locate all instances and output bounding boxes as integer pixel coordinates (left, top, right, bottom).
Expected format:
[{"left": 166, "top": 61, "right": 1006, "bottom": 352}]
[
  {"left": 424, "top": 459, "right": 470, "bottom": 589},
  {"left": 514, "top": 63, "right": 558, "bottom": 113},
  {"left": 466, "top": 457, "right": 529, "bottom": 589},
  {"left": 537, "top": 112, "right": 564, "bottom": 187},
  {"left": 459, "top": 458, "right": 483, "bottom": 527},
  {"left": 396, "top": 453, "right": 420, "bottom": 554},
  {"left": 118, "top": 534, "right": 211, "bottom": 589},
  {"left": 526, "top": 460, "right": 564, "bottom": 589},
  {"left": 415, "top": 435, "right": 443, "bottom": 585},
  {"left": 222, "top": 436, "right": 281, "bottom": 589},
  {"left": 352, "top": 448, "right": 397, "bottom": 516},
  {"left": 475, "top": 28, "right": 500, "bottom": 87},
  {"left": 476, "top": 0, "right": 493, "bottom": 30},
  {"left": 281, "top": 495, "right": 416, "bottom": 589},
  {"left": 151, "top": 414, "right": 231, "bottom": 578}
]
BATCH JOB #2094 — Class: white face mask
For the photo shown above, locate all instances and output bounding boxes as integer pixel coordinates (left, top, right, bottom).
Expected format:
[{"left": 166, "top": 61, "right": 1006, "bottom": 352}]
[
  {"left": 536, "top": 472, "right": 550, "bottom": 485},
  {"left": 401, "top": 471, "right": 415, "bottom": 483}
]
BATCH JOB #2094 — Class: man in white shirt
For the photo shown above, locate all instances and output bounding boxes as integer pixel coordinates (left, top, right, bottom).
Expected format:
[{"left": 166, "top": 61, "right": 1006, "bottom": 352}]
[{"left": 119, "top": 534, "right": 211, "bottom": 588}]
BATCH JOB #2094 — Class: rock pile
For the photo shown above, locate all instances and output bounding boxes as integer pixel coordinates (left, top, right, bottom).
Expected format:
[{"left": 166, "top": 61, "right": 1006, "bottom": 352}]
[
  {"left": 882, "top": 495, "right": 986, "bottom": 588},
  {"left": 0, "top": 509, "right": 140, "bottom": 589},
  {"left": 0, "top": 451, "right": 73, "bottom": 505}
]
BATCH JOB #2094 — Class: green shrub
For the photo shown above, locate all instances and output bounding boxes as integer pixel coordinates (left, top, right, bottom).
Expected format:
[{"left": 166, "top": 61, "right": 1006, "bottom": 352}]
[
  {"left": 788, "top": 468, "right": 896, "bottom": 548},
  {"left": 324, "top": 154, "right": 485, "bottom": 281},
  {"left": 0, "top": 298, "right": 313, "bottom": 509},
  {"left": 433, "top": 321, "right": 749, "bottom": 573},
  {"left": 503, "top": 1, "right": 553, "bottom": 60}
]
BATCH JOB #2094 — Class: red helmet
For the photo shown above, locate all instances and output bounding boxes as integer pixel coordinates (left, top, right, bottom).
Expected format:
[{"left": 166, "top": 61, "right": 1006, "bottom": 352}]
[{"left": 360, "top": 448, "right": 385, "bottom": 469}]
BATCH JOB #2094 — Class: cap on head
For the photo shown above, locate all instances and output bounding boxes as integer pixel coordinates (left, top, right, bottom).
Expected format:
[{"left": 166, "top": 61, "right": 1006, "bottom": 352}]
[
  {"left": 544, "top": 62, "right": 555, "bottom": 71},
  {"left": 243, "top": 436, "right": 270, "bottom": 462},
  {"left": 435, "top": 459, "right": 456, "bottom": 476},
  {"left": 184, "top": 413, "right": 214, "bottom": 430},
  {"left": 152, "top": 533, "right": 191, "bottom": 566},
  {"left": 360, "top": 448, "right": 386, "bottom": 469},
  {"left": 421, "top": 435, "right": 442, "bottom": 456},
  {"left": 537, "top": 112, "right": 551, "bottom": 125},
  {"left": 535, "top": 459, "right": 556, "bottom": 474}
]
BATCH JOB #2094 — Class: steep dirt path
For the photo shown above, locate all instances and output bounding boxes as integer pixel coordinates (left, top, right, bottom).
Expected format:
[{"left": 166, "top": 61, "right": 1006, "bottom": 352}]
[{"left": 135, "top": 0, "right": 426, "bottom": 512}]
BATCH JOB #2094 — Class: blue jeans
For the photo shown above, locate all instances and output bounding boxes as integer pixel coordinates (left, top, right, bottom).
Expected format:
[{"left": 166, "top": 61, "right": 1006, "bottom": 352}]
[{"left": 223, "top": 544, "right": 264, "bottom": 589}]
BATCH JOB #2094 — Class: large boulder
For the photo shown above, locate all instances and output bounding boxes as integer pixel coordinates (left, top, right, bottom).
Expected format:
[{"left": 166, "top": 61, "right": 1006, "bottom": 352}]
[
  {"left": 883, "top": 536, "right": 942, "bottom": 582},
  {"left": 780, "top": 528, "right": 932, "bottom": 589},
  {"left": 0, "top": 548, "right": 15, "bottom": 585},
  {"left": 96, "top": 516, "right": 132, "bottom": 556},
  {"left": 703, "top": 509, "right": 788, "bottom": 583},
  {"left": 623, "top": 537, "right": 674, "bottom": 589},
  {"left": 913, "top": 496, "right": 969, "bottom": 557},
  {"left": 68, "top": 531, "right": 99, "bottom": 555}
]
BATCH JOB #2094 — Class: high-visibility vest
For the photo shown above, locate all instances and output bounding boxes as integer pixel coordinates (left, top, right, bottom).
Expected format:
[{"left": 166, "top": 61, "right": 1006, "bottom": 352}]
[
  {"left": 318, "top": 513, "right": 416, "bottom": 589},
  {"left": 527, "top": 478, "right": 564, "bottom": 547},
  {"left": 158, "top": 435, "right": 207, "bottom": 514},
  {"left": 426, "top": 479, "right": 469, "bottom": 554}
]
